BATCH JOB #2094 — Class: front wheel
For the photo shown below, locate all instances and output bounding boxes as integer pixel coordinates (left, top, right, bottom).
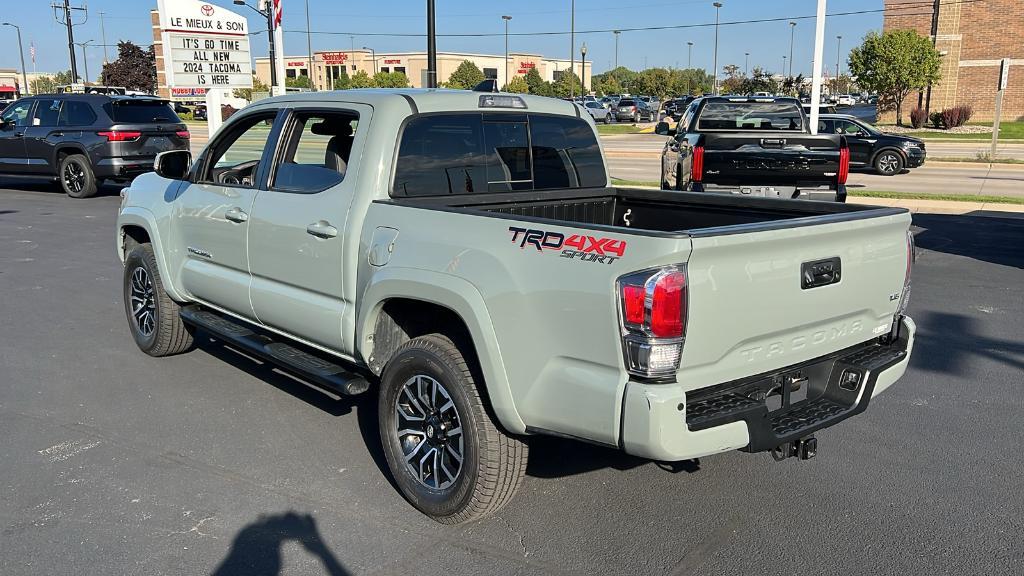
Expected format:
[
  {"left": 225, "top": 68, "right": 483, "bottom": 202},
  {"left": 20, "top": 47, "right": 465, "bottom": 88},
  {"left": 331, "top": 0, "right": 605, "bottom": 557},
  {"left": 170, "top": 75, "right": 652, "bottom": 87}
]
[
  {"left": 874, "top": 151, "right": 904, "bottom": 176},
  {"left": 123, "top": 243, "right": 194, "bottom": 356},
  {"left": 604, "top": 113, "right": 611, "bottom": 124},
  {"left": 379, "top": 334, "right": 527, "bottom": 524}
]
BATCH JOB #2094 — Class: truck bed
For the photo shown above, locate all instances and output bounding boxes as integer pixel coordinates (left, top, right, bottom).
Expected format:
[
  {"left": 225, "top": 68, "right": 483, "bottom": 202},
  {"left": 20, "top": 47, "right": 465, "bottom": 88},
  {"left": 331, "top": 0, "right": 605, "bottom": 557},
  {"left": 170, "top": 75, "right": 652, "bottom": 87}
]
[{"left": 401, "top": 187, "right": 898, "bottom": 236}]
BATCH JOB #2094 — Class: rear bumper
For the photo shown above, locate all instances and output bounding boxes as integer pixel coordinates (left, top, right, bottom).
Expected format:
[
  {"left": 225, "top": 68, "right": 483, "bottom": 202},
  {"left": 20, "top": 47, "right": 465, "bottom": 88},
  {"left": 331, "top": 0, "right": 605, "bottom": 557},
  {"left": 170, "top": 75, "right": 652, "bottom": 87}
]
[
  {"left": 692, "top": 182, "right": 846, "bottom": 202},
  {"left": 94, "top": 157, "right": 156, "bottom": 179},
  {"left": 620, "top": 316, "right": 915, "bottom": 461}
]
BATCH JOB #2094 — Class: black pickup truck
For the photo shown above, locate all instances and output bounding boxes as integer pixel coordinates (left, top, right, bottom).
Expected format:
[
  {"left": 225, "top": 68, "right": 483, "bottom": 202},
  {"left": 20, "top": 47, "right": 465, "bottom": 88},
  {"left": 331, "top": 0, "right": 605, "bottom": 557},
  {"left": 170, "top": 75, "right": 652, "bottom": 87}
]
[{"left": 657, "top": 96, "right": 849, "bottom": 202}]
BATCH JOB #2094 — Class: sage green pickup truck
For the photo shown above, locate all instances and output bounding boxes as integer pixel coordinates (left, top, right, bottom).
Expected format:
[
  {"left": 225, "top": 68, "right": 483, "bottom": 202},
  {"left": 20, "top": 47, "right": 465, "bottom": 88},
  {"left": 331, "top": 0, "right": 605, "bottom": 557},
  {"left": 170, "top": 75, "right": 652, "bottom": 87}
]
[{"left": 115, "top": 89, "right": 916, "bottom": 524}]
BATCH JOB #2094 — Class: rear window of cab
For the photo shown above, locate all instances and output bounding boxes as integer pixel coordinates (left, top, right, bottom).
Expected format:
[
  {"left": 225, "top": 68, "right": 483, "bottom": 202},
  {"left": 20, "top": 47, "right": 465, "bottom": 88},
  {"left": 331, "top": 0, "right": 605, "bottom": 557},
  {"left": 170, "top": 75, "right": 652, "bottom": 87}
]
[{"left": 102, "top": 100, "right": 181, "bottom": 124}]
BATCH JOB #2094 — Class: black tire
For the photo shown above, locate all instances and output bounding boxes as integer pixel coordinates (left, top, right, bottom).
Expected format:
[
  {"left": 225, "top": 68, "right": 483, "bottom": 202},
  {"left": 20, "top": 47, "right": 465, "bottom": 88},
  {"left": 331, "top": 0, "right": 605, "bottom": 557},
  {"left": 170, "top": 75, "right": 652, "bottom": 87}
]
[
  {"left": 633, "top": 113, "right": 640, "bottom": 124},
  {"left": 379, "top": 334, "right": 527, "bottom": 524},
  {"left": 604, "top": 113, "right": 611, "bottom": 124},
  {"left": 123, "top": 243, "right": 194, "bottom": 357},
  {"left": 59, "top": 154, "right": 98, "bottom": 198},
  {"left": 874, "top": 150, "right": 904, "bottom": 176}
]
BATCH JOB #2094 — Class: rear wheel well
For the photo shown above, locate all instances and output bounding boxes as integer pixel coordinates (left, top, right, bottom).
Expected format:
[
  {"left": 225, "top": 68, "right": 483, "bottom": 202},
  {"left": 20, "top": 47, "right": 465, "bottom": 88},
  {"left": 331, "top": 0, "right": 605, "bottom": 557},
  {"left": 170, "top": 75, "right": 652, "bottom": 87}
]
[
  {"left": 55, "top": 146, "right": 89, "bottom": 169},
  {"left": 369, "top": 299, "right": 476, "bottom": 377}
]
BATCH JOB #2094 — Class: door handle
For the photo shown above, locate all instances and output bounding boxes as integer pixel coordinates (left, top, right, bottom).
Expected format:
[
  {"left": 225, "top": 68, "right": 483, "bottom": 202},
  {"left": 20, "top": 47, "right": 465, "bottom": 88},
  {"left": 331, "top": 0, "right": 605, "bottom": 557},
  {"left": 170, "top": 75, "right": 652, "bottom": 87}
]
[
  {"left": 306, "top": 220, "right": 338, "bottom": 239},
  {"left": 224, "top": 207, "right": 248, "bottom": 223},
  {"left": 52, "top": 132, "right": 64, "bottom": 138},
  {"left": 13, "top": 132, "right": 24, "bottom": 138}
]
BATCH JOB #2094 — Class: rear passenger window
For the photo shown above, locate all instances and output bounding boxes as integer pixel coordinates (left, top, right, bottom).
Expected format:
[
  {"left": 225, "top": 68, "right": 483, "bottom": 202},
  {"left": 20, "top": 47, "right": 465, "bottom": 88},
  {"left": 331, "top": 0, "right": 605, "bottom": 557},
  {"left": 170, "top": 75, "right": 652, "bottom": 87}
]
[
  {"left": 272, "top": 111, "right": 358, "bottom": 193},
  {"left": 392, "top": 113, "right": 605, "bottom": 197},
  {"left": 59, "top": 101, "right": 97, "bottom": 127},
  {"left": 32, "top": 100, "right": 62, "bottom": 126}
]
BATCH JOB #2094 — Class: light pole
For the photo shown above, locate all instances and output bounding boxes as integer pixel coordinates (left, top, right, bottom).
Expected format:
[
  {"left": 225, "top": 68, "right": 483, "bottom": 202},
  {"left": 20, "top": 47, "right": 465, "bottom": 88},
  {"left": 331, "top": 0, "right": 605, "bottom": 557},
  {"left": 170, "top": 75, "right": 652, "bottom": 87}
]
[
  {"left": 426, "top": 0, "right": 437, "bottom": 88},
  {"left": 502, "top": 15, "right": 512, "bottom": 89},
  {"left": 788, "top": 21, "right": 796, "bottom": 78},
  {"left": 569, "top": 0, "right": 575, "bottom": 99},
  {"left": 305, "top": 0, "right": 314, "bottom": 90},
  {"left": 782, "top": 55, "right": 786, "bottom": 78},
  {"left": 835, "top": 35, "right": 842, "bottom": 94},
  {"left": 363, "top": 46, "right": 377, "bottom": 75},
  {"left": 1, "top": 23, "right": 27, "bottom": 96},
  {"left": 99, "top": 12, "right": 109, "bottom": 63},
  {"left": 580, "top": 42, "right": 587, "bottom": 94},
  {"left": 234, "top": 0, "right": 278, "bottom": 89},
  {"left": 712, "top": 2, "right": 723, "bottom": 95},
  {"left": 613, "top": 30, "right": 620, "bottom": 70},
  {"left": 74, "top": 39, "right": 93, "bottom": 85},
  {"left": 744, "top": 52, "right": 749, "bottom": 76},
  {"left": 687, "top": 41, "right": 693, "bottom": 68}
]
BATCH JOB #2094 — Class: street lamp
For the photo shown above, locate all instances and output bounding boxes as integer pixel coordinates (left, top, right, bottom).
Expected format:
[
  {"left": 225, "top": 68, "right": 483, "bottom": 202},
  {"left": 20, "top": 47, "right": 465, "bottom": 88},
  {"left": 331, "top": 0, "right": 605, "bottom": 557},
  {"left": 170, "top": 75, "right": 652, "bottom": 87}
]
[
  {"left": 234, "top": 0, "right": 279, "bottom": 90},
  {"left": 569, "top": 0, "right": 576, "bottom": 99},
  {"left": 788, "top": 20, "right": 796, "bottom": 78},
  {"left": 744, "top": 52, "right": 749, "bottom": 76},
  {"left": 502, "top": 15, "right": 512, "bottom": 89},
  {"left": 613, "top": 30, "right": 620, "bottom": 70},
  {"left": 74, "top": 39, "right": 94, "bottom": 85},
  {"left": 835, "top": 35, "right": 843, "bottom": 93},
  {"left": 782, "top": 55, "right": 786, "bottom": 78},
  {"left": 687, "top": 41, "right": 693, "bottom": 68},
  {"left": 580, "top": 42, "right": 587, "bottom": 94},
  {"left": 712, "top": 2, "right": 723, "bottom": 94},
  {"left": 1, "top": 22, "right": 27, "bottom": 96},
  {"left": 363, "top": 46, "right": 377, "bottom": 75}
]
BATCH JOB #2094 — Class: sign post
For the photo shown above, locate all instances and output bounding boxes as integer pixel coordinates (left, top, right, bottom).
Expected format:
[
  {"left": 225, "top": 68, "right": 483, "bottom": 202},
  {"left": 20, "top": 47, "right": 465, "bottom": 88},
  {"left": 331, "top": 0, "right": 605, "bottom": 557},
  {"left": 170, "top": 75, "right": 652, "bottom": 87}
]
[
  {"left": 991, "top": 57, "right": 1010, "bottom": 159},
  {"left": 156, "top": 0, "right": 253, "bottom": 137},
  {"left": 808, "top": 0, "right": 827, "bottom": 135}
]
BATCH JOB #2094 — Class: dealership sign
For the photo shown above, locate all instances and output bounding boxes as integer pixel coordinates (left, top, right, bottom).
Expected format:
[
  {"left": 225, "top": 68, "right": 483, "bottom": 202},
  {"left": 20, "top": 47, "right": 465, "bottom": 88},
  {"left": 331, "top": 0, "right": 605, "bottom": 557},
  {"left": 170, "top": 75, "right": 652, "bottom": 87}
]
[{"left": 157, "top": 0, "right": 253, "bottom": 90}]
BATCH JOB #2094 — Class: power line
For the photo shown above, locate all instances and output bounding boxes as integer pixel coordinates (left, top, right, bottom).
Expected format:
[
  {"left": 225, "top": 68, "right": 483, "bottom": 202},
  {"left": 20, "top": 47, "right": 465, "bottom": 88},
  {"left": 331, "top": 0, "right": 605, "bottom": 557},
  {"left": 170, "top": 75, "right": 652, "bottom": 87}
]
[{"left": 276, "top": 0, "right": 983, "bottom": 39}]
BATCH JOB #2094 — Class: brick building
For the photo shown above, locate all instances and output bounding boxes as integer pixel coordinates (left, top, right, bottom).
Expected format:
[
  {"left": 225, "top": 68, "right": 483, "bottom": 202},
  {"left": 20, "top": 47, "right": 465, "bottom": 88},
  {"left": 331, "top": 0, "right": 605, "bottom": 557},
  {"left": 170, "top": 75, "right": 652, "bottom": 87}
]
[{"left": 883, "top": 0, "right": 1023, "bottom": 122}]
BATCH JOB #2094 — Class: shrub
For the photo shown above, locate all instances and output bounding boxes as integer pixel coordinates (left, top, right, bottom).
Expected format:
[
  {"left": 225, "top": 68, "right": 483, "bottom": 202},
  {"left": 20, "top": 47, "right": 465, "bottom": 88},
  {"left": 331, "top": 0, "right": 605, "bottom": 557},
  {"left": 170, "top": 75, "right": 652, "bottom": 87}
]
[
  {"left": 929, "top": 111, "right": 945, "bottom": 129},
  {"left": 909, "top": 107, "right": 927, "bottom": 128},
  {"left": 941, "top": 104, "right": 973, "bottom": 128}
]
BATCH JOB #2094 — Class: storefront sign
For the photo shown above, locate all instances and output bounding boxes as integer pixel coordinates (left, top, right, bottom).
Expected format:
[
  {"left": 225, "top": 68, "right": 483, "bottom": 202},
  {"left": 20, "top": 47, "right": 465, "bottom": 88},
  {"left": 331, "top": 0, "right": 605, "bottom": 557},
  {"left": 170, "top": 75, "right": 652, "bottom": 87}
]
[
  {"left": 157, "top": 0, "right": 253, "bottom": 89},
  {"left": 319, "top": 51, "right": 349, "bottom": 64},
  {"left": 384, "top": 59, "right": 402, "bottom": 65},
  {"left": 287, "top": 61, "right": 306, "bottom": 68},
  {"left": 517, "top": 61, "right": 536, "bottom": 74},
  {"left": 170, "top": 87, "right": 208, "bottom": 99}
]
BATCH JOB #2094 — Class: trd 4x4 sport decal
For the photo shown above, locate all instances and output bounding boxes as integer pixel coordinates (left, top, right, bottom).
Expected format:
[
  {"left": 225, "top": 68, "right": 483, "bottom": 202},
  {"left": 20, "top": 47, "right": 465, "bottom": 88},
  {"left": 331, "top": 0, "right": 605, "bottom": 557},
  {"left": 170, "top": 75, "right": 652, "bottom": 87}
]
[{"left": 508, "top": 226, "right": 626, "bottom": 265}]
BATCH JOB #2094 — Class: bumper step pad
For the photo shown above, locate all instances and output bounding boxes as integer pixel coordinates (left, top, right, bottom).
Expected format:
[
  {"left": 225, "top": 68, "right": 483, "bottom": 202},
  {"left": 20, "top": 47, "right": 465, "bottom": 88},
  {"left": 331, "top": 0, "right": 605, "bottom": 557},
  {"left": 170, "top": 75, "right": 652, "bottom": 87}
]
[
  {"left": 180, "top": 306, "right": 370, "bottom": 396},
  {"left": 685, "top": 337, "right": 908, "bottom": 452}
]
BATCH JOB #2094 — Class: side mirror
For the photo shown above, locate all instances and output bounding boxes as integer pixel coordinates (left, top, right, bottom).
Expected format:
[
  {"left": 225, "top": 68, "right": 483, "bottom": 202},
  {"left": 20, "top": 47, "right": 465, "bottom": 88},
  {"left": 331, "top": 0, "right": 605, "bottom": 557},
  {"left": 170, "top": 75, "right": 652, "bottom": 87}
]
[
  {"left": 654, "top": 121, "right": 676, "bottom": 136},
  {"left": 154, "top": 150, "right": 192, "bottom": 180},
  {"left": 0, "top": 119, "right": 12, "bottom": 130}
]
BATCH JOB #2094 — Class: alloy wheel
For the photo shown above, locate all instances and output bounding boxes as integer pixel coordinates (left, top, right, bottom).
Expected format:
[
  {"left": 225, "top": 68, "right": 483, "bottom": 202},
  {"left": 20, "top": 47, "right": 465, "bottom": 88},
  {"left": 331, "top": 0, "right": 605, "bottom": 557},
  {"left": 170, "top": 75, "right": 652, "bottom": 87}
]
[
  {"left": 878, "top": 153, "right": 899, "bottom": 174},
  {"left": 129, "top": 266, "right": 156, "bottom": 337},
  {"left": 63, "top": 162, "right": 86, "bottom": 194},
  {"left": 394, "top": 374, "right": 465, "bottom": 490}
]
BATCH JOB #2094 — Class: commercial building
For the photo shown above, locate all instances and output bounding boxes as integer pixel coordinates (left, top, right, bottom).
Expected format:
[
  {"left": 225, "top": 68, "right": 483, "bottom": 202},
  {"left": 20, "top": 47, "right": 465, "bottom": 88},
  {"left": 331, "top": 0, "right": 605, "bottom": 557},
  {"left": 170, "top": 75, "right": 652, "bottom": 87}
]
[
  {"left": 883, "top": 0, "right": 1023, "bottom": 122},
  {"left": 254, "top": 50, "right": 592, "bottom": 91},
  {"left": 0, "top": 69, "right": 21, "bottom": 99}
]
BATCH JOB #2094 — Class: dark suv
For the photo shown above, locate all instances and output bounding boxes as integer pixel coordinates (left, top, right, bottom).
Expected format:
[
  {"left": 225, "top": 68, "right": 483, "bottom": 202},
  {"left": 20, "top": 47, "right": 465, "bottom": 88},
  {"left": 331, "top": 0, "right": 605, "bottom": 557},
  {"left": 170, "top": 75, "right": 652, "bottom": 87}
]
[{"left": 0, "top": 94, "right": 189, "bottom": 198}]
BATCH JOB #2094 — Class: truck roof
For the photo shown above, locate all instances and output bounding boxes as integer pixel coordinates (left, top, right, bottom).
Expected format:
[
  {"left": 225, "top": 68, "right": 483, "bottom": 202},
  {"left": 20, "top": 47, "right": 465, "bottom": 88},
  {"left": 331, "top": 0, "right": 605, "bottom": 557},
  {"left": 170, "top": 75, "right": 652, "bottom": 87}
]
[{"left": 255, "top": 88, "right": 583, "bottom": 117}]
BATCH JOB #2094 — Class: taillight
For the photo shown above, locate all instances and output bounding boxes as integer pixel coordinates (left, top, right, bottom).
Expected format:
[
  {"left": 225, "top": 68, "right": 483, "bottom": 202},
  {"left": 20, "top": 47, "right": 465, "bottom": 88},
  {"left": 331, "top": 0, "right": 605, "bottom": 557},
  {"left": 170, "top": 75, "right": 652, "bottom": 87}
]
[
  {"left": 691, "top": 145, "right": 704, "bottom": 183},
  {"left": 618, "top": 266, "right": 687, "bottom": 378},
  {"left": 175, "top": 130, "right": 190, "bottom": 139},
  {"left": 98, "top": 130, "right": 142, "bottom": 142},
  {"left": 838, "top": 145, "right": 850, "bottom": 185}
]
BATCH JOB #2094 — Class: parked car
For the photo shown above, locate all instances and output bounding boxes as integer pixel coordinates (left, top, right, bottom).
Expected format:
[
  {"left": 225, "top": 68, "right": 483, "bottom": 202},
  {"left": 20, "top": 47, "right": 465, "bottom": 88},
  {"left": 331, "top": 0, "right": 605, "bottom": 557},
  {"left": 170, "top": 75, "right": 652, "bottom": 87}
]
[
  {"left": 836, "top": 94, "right": 856, "bottom": 106},
  {"left": 174, "top": 102, "right": 192, "bottom": 115},
  {"left": 583, "top": 100, "right": 612, "bottom": 123},
  {"left": 802, "top": 103, "right": 838, "bottom": 116},
  {"left": 193, "top": 104, "right": 208, "bottom": 121},
  {"left": 117, "top": 89, "right": 915, "bottom": 524},
  {"left": 657, "top": 96, "right": 849, "bottom": 201},
  {"left": 818, "top": 114, "right": 925, "bottom": 175},
  {"left": 0, "top": 93, "right": 189, "bottom": 198},
  {"left": 614, "top": 98, "right": 656, "bottom": 122},
  {"left": 663, "top": 96, "right": 695, "bottom": 120}
]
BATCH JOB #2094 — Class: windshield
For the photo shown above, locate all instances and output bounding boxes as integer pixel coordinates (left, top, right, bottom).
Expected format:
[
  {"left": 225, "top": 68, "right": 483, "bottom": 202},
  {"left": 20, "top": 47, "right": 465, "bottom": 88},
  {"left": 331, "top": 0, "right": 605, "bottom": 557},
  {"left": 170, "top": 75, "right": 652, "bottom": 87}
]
[
  {"left": 698, "top": 101, "right": 804, "bottom": 131},
  {"left": 853, "top": 119, "right": 881, "bottom": 135}
]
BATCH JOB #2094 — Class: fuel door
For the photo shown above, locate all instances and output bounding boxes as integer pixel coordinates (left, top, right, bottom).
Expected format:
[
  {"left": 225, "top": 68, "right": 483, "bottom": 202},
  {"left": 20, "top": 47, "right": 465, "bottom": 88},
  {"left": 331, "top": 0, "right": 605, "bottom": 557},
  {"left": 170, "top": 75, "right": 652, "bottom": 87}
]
[{"left": 368, "top": 226, "right": 399, "bottom": 267}]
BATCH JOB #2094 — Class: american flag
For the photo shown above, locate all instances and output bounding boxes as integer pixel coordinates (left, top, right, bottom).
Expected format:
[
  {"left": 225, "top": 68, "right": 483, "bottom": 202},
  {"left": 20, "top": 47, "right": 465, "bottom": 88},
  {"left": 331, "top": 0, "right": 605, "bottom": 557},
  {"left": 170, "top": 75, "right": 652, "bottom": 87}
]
[{"left": 273, "top": 0, "right": 282, "bottom": 30}]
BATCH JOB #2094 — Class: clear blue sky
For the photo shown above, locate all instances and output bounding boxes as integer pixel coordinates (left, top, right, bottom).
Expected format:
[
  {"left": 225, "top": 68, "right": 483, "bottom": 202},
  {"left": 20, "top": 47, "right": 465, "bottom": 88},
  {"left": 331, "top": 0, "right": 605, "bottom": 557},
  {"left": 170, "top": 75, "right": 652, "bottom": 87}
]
[{"left": 1, "top": 0, "right": 885, "bottom": 79}]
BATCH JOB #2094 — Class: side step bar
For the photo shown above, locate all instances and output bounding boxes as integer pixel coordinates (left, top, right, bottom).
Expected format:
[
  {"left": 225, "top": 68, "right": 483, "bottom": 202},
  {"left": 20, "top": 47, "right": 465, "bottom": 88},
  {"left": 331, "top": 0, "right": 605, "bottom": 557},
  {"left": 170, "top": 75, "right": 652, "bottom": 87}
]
[{"left": 180, "top": 305, "right": 371, "bottom": 396}]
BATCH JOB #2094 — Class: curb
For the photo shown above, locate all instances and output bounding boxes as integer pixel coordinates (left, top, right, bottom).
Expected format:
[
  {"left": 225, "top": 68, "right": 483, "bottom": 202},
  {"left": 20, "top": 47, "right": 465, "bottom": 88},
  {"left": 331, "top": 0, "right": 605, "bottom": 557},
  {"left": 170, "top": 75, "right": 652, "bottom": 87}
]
[{"left": 848, "top": 196, "right": 1024, "bottom": 217}]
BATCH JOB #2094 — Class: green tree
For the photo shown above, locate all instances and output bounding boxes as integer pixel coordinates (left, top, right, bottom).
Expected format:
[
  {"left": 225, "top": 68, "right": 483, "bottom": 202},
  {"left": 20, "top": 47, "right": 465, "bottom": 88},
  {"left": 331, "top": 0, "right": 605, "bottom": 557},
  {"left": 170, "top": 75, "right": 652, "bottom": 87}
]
[
  {"left": 552, "top": 70, "right": 582, "bottom": 98},
  {"left": 349, "top": 70, "right": 374, "bottom": 88},
  {"left": 739, "top": 67, "right": 780, "bottom": 95},
  {"left": 848, "top": 29, "right": 941, "bottom": 125},
  {"left": 373, "top": 71, "right": 410, "bottom": 88},
  {"left": 285, "top": 74, "right": 312, "bottom": 89},
  {"left": 233, "top": 75, "right": 269, "bottom": 100},
  {"left": 593, "top": 74, "right": 621, "bottom": 97},
  {"left": 719, "top": 64, "right": 744, "bottom": 94},
  {"left": 524, "top": 67, "right": 548, "bottom": 95},
  {"left": 100, "top": 41, "right": 157, "bottom": 92},
  {"left": 331, "top": 66, "right": 350, "bottom": 90},
  {"left": 446, "top": 60, "right": 485, "bottom": 90},
  {"left": 604, "top": 66, "right": 638, "bottom": 92},
  {"left": 31, "top": 74, "right": 58, "bottom": 95},
  {"left": 503, "top": 76, "right": 529, "bottom": 94},
  {"left": 669, "top": 68, "right": 713, "bottom": 96}
]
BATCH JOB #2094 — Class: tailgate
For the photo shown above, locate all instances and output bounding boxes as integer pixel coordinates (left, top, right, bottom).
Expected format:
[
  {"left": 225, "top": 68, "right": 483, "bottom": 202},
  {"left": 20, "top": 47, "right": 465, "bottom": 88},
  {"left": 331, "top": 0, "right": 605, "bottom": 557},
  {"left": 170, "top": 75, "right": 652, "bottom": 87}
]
[
  {"left": 677, "top": 209, "right": 911, "bottom": 391},
  {"left": 702, "top": 133, "right": 840, "bottom": 188}
]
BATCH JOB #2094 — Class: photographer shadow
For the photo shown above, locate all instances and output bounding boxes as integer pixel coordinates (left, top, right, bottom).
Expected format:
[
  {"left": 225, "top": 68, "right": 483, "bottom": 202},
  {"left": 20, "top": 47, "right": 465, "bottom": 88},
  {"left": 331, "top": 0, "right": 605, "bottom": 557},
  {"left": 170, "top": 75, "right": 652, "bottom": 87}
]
[{"left": 211, "top": 512, "right": 349, "bottom": 576}]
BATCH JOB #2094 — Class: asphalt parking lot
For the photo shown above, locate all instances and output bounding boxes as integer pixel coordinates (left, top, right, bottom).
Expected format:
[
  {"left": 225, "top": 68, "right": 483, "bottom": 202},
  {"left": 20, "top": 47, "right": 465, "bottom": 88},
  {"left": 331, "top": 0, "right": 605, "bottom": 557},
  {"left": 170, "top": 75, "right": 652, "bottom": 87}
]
[{"left": 1, "top": 182, "right": 1022, "bottom": 575}]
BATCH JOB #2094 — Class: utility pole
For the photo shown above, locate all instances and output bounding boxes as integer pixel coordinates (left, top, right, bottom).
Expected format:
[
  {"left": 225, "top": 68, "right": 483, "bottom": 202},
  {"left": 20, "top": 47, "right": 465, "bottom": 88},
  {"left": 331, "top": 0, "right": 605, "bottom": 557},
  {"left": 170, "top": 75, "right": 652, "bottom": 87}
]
[
  {"left": 835, "top": 35, "right": 842, "bottom": 93},
  {"left": 234, "top": 1, "right": 278, "bottom": 90},
  {"left": 569, "top": 0, "right": 575, "bottom": 98},
  {"left": 426, "top": 0, "right": 436, "bottom": 87},
  {"left": 53, "top": 0, "right": 87, "bottom": 83},
  {"left": 712, "top": 2, "right": 723, "bottom": 94},
  {"left": 613, "top": 30, "right": 620, "bottom": 70},
  {"left": 745, "top": 52, "right": 749, "bottom": 76},
  {"left": 75, "top": 40, "right": 93, "bottom": 84},
  {"left": 788, "top": 20, "right": 796, "bottom": 78},
  {"left": 502, "top": 15, "right": 512, "bottom": 89},
  {"left": 687, "top": 41, "right": 693, "bottom": 68},
  {"left": 99, "top": 11, "right": 109, "bottom": 63},
  {"left": 363, "top": 46, "right": 376, "bottom": 74}
]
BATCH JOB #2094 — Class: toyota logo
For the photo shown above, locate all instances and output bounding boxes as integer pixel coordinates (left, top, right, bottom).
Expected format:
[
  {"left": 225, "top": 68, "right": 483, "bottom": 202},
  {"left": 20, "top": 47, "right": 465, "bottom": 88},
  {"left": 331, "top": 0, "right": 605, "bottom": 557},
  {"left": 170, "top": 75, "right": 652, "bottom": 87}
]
[{"left": 200, "top": 4, "right": 214, "bottom": 16}]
